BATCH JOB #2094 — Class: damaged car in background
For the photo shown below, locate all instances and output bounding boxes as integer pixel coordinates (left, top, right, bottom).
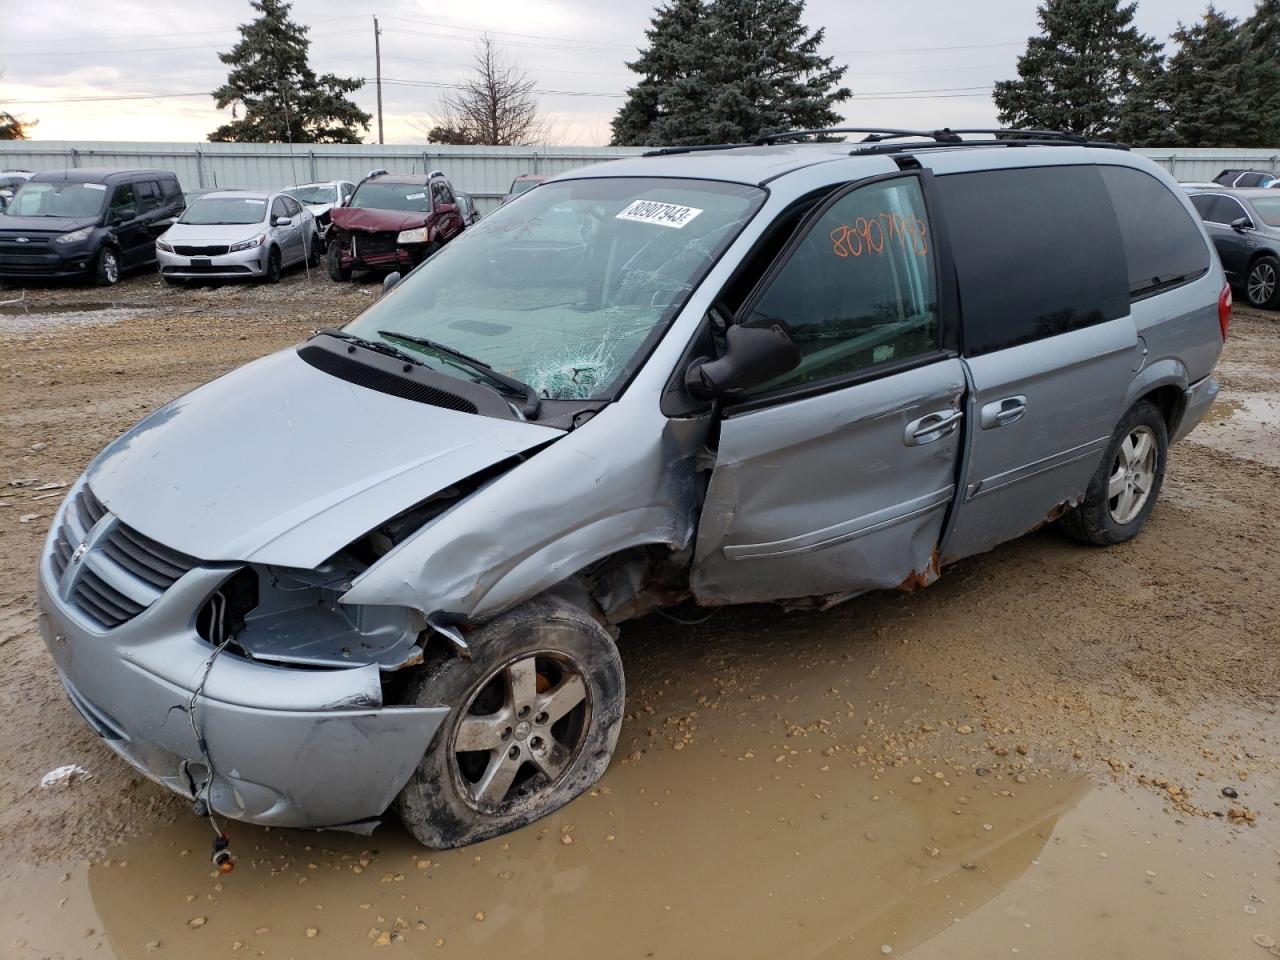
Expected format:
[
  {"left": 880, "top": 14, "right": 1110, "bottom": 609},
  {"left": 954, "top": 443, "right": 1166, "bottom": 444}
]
[{"left": 38, "top": 129, "right": 1227, "bottom": 851}]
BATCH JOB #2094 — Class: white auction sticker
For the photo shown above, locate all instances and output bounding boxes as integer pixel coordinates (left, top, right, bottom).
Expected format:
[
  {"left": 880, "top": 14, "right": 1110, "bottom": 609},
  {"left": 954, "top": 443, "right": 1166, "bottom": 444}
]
[
  {"left": 616, "top": 199, "right": 703, "bottom": 229},
  {"left": 244, "top": 198, "right": 265, "bottom": 204},
  {"left": 83, "top": 183, "right": 106, "bottom": 191},
  {"left": 406, "top": 192, "right": 426, "bottom": 200}
]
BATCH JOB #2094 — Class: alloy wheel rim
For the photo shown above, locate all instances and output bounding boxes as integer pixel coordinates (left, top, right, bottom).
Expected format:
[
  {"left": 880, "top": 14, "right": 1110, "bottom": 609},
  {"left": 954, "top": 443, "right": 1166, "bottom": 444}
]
[
  {"left": 1249, "top": 263, "right": 1276, "bottom": 305},
  {"left": 1107, "top": 424, "right": 1157, "bottom": 525},
  {"left": 104, "top": 252, "right": 118, "bottom": 283},
  {"left": 449, "top": 651, "right": 591, "bottom": 814}
]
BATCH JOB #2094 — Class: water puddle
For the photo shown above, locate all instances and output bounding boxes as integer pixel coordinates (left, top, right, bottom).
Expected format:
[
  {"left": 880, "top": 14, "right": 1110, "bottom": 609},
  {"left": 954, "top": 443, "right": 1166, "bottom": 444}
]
[
  {"left": 4, "top": 751, "right": 1274, "bottom": 958},
  {"left": 1192, "top": 394, "right": 1280, "bottom": 467},
  {"left": 0, "top": 296, "right": 154, "bottom": 334}
]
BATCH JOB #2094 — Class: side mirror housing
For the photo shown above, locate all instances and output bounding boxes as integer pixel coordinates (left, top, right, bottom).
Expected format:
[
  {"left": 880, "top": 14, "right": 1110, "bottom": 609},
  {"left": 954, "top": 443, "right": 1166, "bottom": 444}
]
[
  {"left": 381, "top": 271, "right": 402, "bottom": 296},
  {"left": 110, "top": 206, "right": 137, "bottom": 225},
  {"left": 1231, "top": 216, "right": 1254, "bottom": 232},
  {"left": 272, "top": 215, "right": 293, "bottom": 227},
  {"left": 684, "top": 323, "right": 802, "bottom": 400},
  {"left": 436, "top": 202, "right": 457, "bottom": 215}
]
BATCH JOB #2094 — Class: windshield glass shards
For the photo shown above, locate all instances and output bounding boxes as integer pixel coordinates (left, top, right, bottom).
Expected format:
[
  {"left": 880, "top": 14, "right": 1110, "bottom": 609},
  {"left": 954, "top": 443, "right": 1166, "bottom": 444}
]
[
  {"left": 180, "top": 197, "right": 269, "bottom": 225},
  {"left": 343, "top": 177, "right": 764, "bottom": 401}
]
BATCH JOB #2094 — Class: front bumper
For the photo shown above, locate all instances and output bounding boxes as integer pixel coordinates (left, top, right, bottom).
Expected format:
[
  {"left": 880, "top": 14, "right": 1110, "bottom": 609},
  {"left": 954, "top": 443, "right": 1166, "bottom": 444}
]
[
  {"left": 332, "top": 233, "right": 423, "bottom": 272},
  {"left": 157, "top": 245, "right": 266, "bottom": 280},
  {"left": 0, "top": 245, "right": 94, "bottom": 279},
  {"left": 37, "top": 488, "right": 446, "bottom": 829},
  {"left": 1172, "top": 374, "right": 1220, "bottom": 443}
]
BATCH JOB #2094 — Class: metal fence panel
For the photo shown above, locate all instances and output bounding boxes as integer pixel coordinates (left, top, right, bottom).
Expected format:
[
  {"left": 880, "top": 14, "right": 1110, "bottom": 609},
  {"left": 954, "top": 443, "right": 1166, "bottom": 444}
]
[
  {"left": 0, "top": 141, "right": 649, "bottom": 214},
  {"left": 2, "top": 141, "right": 1277, "bottom": 213}
]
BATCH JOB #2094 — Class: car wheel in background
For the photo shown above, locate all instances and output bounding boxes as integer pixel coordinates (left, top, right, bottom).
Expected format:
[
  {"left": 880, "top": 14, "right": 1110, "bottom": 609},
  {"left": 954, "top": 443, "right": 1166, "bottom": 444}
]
[
  {"left": 94, "top": 246, "right": 120, "bottom": 286},
  {"left": 327, "top": 243, "right": 351, "bottom": 282},
  {"left": 307, "top": 234, "right": 321, "bottom": 268},
  {"left": 1245, "top": 256, "right": 1280, "bottom": 310},
  {"left": 263, "top": 246, "right": 282, "bottom": 284},
  {"left": 1059, "top": 400, "right": 1167, "bottom": 546},
  {"left": 395, "top": 597, "right": 624, "bottom": 849}
]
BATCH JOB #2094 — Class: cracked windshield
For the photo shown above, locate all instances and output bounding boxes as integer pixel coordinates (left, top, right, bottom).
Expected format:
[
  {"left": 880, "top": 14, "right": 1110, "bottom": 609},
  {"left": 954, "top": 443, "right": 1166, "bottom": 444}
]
[{"left": 344, "top": 177, "right": 763, "bottom": 401}]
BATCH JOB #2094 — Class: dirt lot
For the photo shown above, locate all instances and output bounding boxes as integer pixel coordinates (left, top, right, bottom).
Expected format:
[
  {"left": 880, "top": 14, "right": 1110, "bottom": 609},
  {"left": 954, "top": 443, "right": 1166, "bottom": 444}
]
[{"left": 0, "top": 270, "right": 1277, "bottom": 959}]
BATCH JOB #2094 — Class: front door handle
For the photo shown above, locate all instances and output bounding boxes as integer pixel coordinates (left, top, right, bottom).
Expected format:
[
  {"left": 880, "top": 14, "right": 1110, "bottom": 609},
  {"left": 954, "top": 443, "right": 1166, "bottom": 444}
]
[
  {"left": 980, "top": 395, "right": 1028, "bottom": 429},
  {"left": 904, "top": 408, "right": 963, "bottom": 446}
]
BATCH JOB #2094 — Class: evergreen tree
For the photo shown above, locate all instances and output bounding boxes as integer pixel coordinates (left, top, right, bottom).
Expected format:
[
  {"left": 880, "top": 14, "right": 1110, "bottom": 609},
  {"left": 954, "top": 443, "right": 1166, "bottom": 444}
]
[
  {"left": 993, "top": 0, "right": 1164, "bottom": 140},
  {"left": 612, "top": 0, "right": 850, "bottom": 146},
  {"left": 610, "top": 0, "right": 706, "bottom": 146},
  {"left": 0, "top": 111, "right": 32, "bottom": 141},
  {"left": 1163, "top": 6, "right": 1261, "bottom": 147},
  {"left": 1241, "top": 0, "right": 1280, "bottom": 144},
  {"left": 210, "top": 0, "right": 370, "bottom": 143}
]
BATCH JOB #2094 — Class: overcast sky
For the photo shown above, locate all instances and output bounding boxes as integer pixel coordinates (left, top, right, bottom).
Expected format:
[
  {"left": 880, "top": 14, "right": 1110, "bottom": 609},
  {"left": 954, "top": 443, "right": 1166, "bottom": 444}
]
[{"left": 1, "top": 0, "right": 1264, "bottom": 146}]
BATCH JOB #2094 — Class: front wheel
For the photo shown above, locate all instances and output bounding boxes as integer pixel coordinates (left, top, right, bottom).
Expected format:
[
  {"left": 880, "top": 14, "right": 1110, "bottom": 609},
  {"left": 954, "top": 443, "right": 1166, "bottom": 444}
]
[
  {"left": 94, "top": 246, "right": 121, "bottom": 286},
  {"left": 1245, "top": 256, "right": 1280, "bottom": 310},
  {"left": 306, "top": 234, "right": 321, "bottom": 267},
  {"left": 262, "top": 246, "right": 282, "bottom": 284},
  {"left": 395, "top": 597, "right": 624, "bottom": 848},
  {"left": 326, "top": 243, "right": 351, "bottom": 281},
  {"left": 1059, "top": 400, "right": 1167, "bottom": 546}
]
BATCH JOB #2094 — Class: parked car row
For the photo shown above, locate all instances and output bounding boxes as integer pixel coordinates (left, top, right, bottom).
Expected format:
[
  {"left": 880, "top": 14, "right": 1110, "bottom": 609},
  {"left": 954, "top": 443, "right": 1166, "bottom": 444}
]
[
  {"left": 0, "top": 165, "right": 504, "bottom": 287},
  {"left": 1185, "top": 186, "right": 1280, "bottom": 309}
]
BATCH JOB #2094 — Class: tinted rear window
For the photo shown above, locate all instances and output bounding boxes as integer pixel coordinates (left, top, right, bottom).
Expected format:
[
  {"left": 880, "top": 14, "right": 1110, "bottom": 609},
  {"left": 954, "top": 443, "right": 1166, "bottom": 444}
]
[
  {"left": 1099, "top": 166, "right": 1209, "bottom": 298},
  {"left": 938, "top": 165, "right": 1129, "bottom": 356}
]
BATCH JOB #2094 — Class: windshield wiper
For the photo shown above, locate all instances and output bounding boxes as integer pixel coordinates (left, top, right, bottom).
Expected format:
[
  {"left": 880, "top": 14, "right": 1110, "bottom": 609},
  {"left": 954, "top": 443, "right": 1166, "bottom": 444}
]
[
  {"left": 315, "top": 328, "right": 426, "bottom": 369},
  {"left": 379, "top": 329, "right": 541, "bottom": 419}
]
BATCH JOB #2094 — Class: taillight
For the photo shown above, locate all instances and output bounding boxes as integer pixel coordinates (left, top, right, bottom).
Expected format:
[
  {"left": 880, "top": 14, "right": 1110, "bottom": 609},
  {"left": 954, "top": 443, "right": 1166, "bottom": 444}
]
[{"left": 1218, "top": 283, "right": 1232, "bottom": 341}]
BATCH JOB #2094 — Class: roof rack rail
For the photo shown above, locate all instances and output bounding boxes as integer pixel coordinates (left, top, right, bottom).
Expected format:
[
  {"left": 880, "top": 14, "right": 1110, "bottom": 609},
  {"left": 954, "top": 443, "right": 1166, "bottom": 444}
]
[{"left": 641, "top": 143, "right": 744, "bottom": 157}]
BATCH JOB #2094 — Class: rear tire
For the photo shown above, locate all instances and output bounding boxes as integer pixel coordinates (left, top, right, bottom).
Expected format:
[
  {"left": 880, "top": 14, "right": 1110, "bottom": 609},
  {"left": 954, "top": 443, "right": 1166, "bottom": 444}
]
[
  {"left": 1245, "top": 255, "right": 1280, "bottom": 310},
  {"left": 395, "top": 597, "right": 624, "bottom": 849},
  {"left": 307, "top": 233, "right": 321, "bottom": 268},
  {"left": 327, "top": 243, "right": 351, "bottom": 281},
  {"left": 1059, "top": 400, "right": 1167, "bottom": 546}
]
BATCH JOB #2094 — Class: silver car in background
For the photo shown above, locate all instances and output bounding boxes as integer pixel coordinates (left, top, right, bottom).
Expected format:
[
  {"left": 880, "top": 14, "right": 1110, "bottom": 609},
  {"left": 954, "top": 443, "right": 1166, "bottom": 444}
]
[
  {"left": 156, "top": 190, "right": 318, "bottom": 283},
  {"left": 283, "top": 179, "right": 355, "bottom": 244},
  {"left": 39, "top": 130, "right": 1227, "bottom": 850}
]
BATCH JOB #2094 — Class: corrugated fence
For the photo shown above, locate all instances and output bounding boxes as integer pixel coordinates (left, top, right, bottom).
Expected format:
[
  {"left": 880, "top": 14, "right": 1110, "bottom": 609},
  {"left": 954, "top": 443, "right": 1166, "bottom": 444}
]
[
  {"left": 1, "top": 141, "right": 1277, "bottom": 213},
  {"left": 0, "top": 142, "right": 647, "bottom": 215}
]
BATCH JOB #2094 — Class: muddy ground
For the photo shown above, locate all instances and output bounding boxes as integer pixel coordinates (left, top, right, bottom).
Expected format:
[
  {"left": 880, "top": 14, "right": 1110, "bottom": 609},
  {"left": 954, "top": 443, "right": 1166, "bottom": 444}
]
[{"left": 0, "top": 270, "right": 1277, "bottom": 959}]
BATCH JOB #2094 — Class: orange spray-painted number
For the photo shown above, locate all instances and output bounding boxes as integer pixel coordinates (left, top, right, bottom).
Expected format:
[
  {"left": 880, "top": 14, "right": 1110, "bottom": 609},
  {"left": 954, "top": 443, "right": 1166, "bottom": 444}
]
[{"left": 830, "top": 213, "right": 928, "bottom": 259}]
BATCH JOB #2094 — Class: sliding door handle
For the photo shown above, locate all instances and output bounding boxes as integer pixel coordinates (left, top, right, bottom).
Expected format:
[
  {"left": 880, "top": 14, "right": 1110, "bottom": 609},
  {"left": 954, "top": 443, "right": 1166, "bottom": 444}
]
[{"left": 980, "top": 395, "right": 1027, "bottom": 429}]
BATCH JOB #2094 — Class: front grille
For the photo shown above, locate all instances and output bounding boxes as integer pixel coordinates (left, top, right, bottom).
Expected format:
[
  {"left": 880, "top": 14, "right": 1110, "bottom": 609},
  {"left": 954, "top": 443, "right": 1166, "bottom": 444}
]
[
  {"left": 0, "top": 254, "right": 61, "bottom": 270},
  {"left": 173, "top": 244, "right": 230, "bottom": 256},
  {"left": 0, "top": 236, "right": 51, "bottom": 249},
  {"left": 49, "top": 484, "right": 199, "bottom": 629},
  {"left": 352, "top": 232, "right": 400, "bottom": 258},
  {"left": 162, "top": 263, "right": 252, "bottom": 274}
]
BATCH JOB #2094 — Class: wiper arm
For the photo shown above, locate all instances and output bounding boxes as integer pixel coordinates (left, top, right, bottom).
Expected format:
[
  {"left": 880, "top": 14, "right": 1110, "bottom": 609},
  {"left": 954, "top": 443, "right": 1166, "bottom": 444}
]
[
  {"left": 315, "top": 328, "right": 425, "bottom": 369},
  {"left": 379, "top": 329, "right": 541, "bottom": 419}
]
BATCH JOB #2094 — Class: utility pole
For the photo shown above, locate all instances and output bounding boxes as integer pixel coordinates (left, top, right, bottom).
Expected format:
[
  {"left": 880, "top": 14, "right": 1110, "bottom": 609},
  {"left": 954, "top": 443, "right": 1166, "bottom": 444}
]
[{"left": 373, "top": 16, "right": 384, "bottom": 144}]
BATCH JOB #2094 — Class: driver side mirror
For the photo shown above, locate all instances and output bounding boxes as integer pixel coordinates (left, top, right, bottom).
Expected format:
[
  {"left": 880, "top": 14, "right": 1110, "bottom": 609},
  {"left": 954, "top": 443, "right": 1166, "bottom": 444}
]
[
  {"left": 684, "top": 322, "right": 802, "bottom": 400},
  {"left": 1231, "top": 216, "right": 1254, "bottom": 232},
  {"left": 436, "top": 202, "right": 457, "bottom": 215},
  {"left": 271, "top": 215, "right": 293, "bottom": 227},
  {"left": 381, "top": 271, "right": 402, "bottom": 296},
  {"left": 110, "top": 205, "right": 137, "bottom": 225}
]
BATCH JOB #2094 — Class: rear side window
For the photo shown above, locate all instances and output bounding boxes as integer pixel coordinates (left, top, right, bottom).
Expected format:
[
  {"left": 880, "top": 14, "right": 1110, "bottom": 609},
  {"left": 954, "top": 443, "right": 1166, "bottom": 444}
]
[
  {"left": 1190, "top": 194, "right": 1219, "bottom": 220},
  {"left": 1099, "top": 166, "right": 1209, "bottom": 298},
  {"left": 161, "top": 178, "right": 182, "bottom": 201},
  {"left": 1205, "top": 196, "right": 1248, "bottom": 225},
  {"left": 938, "top": 165, "right": 1128, "bottom": 356}
]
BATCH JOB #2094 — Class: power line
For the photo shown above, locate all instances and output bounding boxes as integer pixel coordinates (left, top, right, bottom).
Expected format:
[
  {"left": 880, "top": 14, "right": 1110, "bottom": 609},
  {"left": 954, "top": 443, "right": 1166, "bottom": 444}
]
[
  {"left": 3, "top": 91, "right": 210, "bottom": 105},
  {"left": 0, "top": 30, "right": 350, "bottom": 58},
  {"left": 380, "top": 14, "right": 634, "bottom": 50}
]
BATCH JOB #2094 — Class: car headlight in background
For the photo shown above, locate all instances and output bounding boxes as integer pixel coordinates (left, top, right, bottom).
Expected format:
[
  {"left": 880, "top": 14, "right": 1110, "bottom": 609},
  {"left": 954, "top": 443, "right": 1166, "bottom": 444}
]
[
  {"left": 396, "top": 227, "right": 429, "bottom": 244},
  {"left": 229, "top": 234, "right": 265, "bottom": 253},
  {"left": 155, "top": 239, "right": 174, "bottom": 253},
  {"left": 54, "top": 226, "right": 94, "bottom": 245}
]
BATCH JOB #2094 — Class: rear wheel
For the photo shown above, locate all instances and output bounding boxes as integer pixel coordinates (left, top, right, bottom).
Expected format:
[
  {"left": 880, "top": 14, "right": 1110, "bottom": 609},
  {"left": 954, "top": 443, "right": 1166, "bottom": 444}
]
[
  {"left": 395, "top": 597, "right": 624, "bottom": 848},
  {"left": 306, "top": 233, "right": 321, "bottom": 267},
  {"left": 326, "top": 243, "right": 351, "bottom": 281},
  {"left": 1059, "top": 400, "right": 1167, "bottom": 546},
  {"left": 1245, "top": 255, "right": 1280, "bottom": 310}
]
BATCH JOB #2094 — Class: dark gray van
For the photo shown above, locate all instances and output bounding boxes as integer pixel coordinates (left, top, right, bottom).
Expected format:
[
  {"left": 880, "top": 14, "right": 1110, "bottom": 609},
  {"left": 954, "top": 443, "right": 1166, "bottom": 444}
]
[{"left": 0, "top": 168, "right": 184, "bottom": 285}]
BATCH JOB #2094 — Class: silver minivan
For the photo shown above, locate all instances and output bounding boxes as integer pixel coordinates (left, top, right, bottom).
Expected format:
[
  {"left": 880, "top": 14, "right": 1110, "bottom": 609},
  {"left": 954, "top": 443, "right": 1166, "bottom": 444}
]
[{"left": 38, "top": 130, "right": 1227, "bottom": 850}]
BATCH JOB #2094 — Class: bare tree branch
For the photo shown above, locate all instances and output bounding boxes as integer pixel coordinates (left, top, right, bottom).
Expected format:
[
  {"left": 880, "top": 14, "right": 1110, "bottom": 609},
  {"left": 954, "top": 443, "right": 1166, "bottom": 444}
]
[{"left": 416, "top": 35, "right": 544, "bottom": 145}]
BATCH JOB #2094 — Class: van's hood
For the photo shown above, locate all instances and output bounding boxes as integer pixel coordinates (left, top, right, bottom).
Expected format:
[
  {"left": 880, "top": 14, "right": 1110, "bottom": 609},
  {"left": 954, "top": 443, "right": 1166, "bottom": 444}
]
[
  {"left": 162, "top": 222, "right": 268, "bottom": 244},
  {"left": 331, "top": 207, "right": 428, "bottom": 233},
  {"left": 86, "top": 347, "right": 561, "bottom": 568},
  {"left": 0, "top": 214, "right": 98, "bottom": 236}
]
